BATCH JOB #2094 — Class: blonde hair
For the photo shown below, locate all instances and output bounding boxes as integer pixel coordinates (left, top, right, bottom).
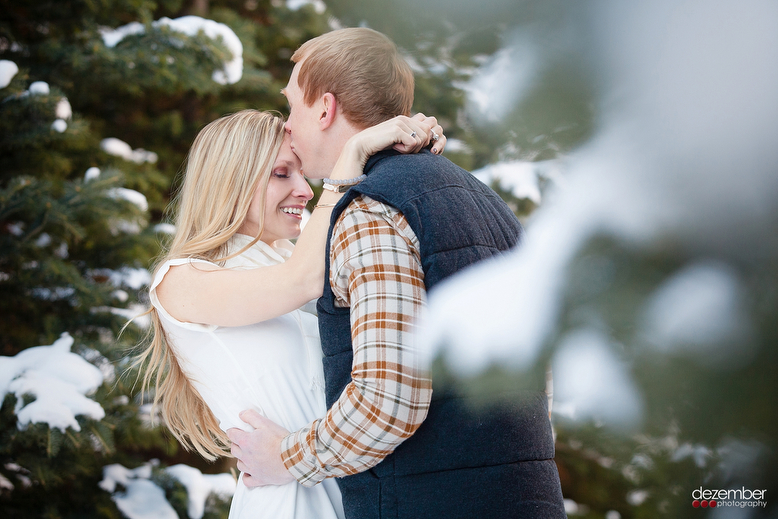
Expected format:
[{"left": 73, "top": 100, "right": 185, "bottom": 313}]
[
  {"left": 292, "top": 27, "right": 415, "bottom": 129},
  {"left": 133, "top": 110, "right": 286, "bottom": 460}
]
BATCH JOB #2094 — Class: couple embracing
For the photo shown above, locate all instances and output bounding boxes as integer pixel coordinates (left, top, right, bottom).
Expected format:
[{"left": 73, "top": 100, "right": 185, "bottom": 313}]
[{"left": 142, "top": 27, "right": 566, "bottom": 518}]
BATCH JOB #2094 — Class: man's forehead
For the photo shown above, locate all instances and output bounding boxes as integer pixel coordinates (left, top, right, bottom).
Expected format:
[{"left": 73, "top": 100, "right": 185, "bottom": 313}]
[{"left": 281, "top": 76, "right": 297, "bottom": 99}]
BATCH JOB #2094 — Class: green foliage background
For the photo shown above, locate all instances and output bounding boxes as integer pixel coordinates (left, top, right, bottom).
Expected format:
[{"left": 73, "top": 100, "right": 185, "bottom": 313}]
[{"left": 4, "top": 1, "right": 774, "bottom": 518}]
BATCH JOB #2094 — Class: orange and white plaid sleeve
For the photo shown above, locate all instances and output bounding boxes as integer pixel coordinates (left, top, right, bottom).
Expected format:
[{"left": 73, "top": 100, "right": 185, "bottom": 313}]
[{"left": 280, "top": 195, "right": 433, "bottom": 486}]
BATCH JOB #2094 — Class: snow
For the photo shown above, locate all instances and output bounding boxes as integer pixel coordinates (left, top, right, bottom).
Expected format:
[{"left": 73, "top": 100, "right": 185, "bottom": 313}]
[
  {"left": 115, "top": 479, "right": 179, "bottom": 519},
  {"left": 0, "top": 60, "right": 18, "bottom": 88},
  {"left": 108, "top": 304, "right": 151, "bottom": 329},
  {"left": 564, "top": 498, "right": 589, "bottom": 515},
  {"left": 30, "top": 286, "right": 76, "bottom": 301},
  {"left": 101, "top": 16, "right": 243, "bottom": 85},
  {"left": 463, "top": 31, "right": 539, "bottom": 123},
  {"left": 716, "top": 438, "right": 765, "bottom": 482},
  {"left": 109, "top": 218, "right": 142, "bottom": 235},
  {"left": 154, "top": 223, "right": 176, "bottom": 234},
  {"left": 113, "top": 289, "right": 129, "bottom": 302},
  {"left": 418, "top": 0, "right": 778, "bottom": 428},
  {"left": 28, "top": 81, "right": 49, "bottom": 95},
  {"left": 84, "top": 167, "right": 101, "bottom": 181},
  {"left": 55, "top": 98, "right": 72, "bottom": 119},
  {"left": 672, "top": 443, "right": 711, "bottom": 468},
  {"left": 165, "top": 464, "right": 236, "bottom": 519},
  {"left": 626, "top": 489, "right": 649, "bottom": 506},
  {"left": 100, "top": 22, "right": 145, "bottom": 48},
  {"left": 639, "top": 261, "right": 753, "bottom": 366},
  {"left": 0, "top": 333, "right": 106, "bottom": 432},
  {"left": 114, "top": 395, "right": 130, "bottom": 405},
  {"left": 0, "top": 473, "right": 13, "bottom": 491},
  {"left": 54, "top": 241, "right": 68, "bottom": 259},
  {"left": 287, "top": 0, "right": 326, "bottom": 14},
  {"left": 34, "top": 233, "right": 51, "bottom": 247},
  {"left": 551, "top": 329, "right": 643, "bottom": 428},
  {"left": 7, "top": 222, "right": 24, "bottom": 236},
  {"left": 157, "top": 17, "right": 242, "bottom": 85},
  {"left": 51, "top": 119, "right": 67, "bottom": 132},
  {"left": 81, "top": 348, "right": 117, "bottom": 384},
  {"left": 137, "top": 403, "right": 160, "bottom": 426},
  {"left": 107, "top": 187, "right": 149, "bottom": 211},
  {"left": 100, "top": 462, "right": 235, "bottom": 519},
  {"left": 472, "top": 160, "right": 548, "bottom": 204},
  {"left": 101, "top": 137, "right": 158, "bottom": 164},
  {"left": 440, "top": 138, "right": 470, "bottom": 154},
  {"left": 109, "top": 267, "right": 152, "bottom": 289},
  {"left": 4, "top": 463, "right": 33, "bottom": 490},
  {"left": 91, "top": 267, "right": 152, "bottom": 328}
]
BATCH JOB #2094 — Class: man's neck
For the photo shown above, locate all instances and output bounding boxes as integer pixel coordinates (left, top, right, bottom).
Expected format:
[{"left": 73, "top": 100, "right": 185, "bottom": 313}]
[{"left": 321, "top": 121, "right": 363, "bottom": 178}]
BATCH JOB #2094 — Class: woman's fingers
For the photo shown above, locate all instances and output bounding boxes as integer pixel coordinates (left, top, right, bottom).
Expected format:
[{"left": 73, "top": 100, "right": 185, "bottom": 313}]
[
  {"left": 385, "top": 114, "right": 448, "bottom": 155},
  {"left": 430, "top": 124, "right": 447, "bottom": 155},
  {"left": 406, "top": 114, "right": 447, "bottom": 154},
  {"left": 392, "top": 117, "right": 428, "bottom": 153},
  {"left": 411, "top": 112, "right": 438, "bottom": 130}
]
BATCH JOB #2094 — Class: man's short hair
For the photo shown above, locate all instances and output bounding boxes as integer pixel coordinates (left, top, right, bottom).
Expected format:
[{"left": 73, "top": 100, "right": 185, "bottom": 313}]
[{"left": 291, "top": 27, "right": 414, "bottom": 129}]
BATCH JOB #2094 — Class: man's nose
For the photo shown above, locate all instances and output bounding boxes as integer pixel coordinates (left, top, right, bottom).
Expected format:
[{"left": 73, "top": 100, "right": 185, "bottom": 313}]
[{"left": 284, "top": 120, "right": 292, "bottom": 133}]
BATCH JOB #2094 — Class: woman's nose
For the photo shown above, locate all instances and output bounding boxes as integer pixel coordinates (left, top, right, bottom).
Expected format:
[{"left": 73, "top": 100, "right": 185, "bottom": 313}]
[{"left": 294, "top": 174, "right": 314, "bottom": 201}]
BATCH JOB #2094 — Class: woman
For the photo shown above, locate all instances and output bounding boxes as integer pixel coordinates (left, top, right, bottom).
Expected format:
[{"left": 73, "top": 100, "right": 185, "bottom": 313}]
[{"left": 137, "top": 109, "right": 444, "bottom": 518}]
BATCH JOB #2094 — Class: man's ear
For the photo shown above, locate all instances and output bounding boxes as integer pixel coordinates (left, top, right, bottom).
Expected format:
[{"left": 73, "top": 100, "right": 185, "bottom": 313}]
[{"left": 319, "top": 92, "right": 337, "bottom": 130}]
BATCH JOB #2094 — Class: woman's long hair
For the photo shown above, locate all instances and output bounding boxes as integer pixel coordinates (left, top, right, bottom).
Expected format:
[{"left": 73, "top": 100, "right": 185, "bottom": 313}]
[{"left": 133, "top": 110, "right": 286, "bottom": 460}]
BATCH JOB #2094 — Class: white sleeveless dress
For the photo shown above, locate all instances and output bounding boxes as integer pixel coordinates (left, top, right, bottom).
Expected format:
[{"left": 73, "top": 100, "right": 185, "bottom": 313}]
[{"left": 149, "top": 234, "right": 344, "bottom": 519}]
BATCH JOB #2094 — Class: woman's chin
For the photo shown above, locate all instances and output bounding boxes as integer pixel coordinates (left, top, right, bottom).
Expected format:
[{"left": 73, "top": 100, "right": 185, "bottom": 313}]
[{"left": 282, "top": 228, "right": 302, "bottom": 242}]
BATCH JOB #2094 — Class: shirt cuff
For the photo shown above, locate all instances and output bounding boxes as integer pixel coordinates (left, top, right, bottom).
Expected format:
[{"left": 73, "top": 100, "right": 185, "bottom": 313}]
[{"left": 280, "top": 426, "right": 327, "bottom": 488}]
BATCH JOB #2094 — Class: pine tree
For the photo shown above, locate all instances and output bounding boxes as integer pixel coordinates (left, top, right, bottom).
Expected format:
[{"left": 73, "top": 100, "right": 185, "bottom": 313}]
[{"left": 1, "top": 0, "right": 333, "bottom": 516}]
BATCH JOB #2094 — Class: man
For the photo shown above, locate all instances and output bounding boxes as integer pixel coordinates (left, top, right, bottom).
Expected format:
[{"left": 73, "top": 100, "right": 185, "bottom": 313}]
[{"left": 228, "top": 27, "right": 566, "bottom": 518}]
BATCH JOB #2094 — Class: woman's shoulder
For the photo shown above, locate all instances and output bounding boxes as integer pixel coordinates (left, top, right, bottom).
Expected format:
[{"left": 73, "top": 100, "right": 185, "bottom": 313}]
[
  {"left": 149, "top": 258, "right": 220, "bottom": 332},
  {"left": 151, "top": 257, "right": 217, "bottom": 291}
]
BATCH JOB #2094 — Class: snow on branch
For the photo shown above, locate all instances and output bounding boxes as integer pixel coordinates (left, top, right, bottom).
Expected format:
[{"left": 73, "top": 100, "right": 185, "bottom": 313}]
[
  {"left": 100, "top": 16, "right": 243, "bottom": 85},
  {"left": 0, "top": 60, "right": 19, "bottom": 88},
  {"left": 0, "top": 333, "right": 106, "bottom": 432},
  {"left": 101, "top": 138, "right": 158, "bottom": 165},
  {"left": 99, "top": 462, "right": 236, "bottom": 519}
]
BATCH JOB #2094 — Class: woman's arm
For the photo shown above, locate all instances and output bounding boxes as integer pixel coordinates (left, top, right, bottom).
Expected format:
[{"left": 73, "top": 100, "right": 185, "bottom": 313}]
[{"left": 155, "top": 115, "right": 445, "bottom": 327}]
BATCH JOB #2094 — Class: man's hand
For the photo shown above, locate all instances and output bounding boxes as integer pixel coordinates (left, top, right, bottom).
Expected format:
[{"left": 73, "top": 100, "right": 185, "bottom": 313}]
[{"left": 227, "top": 410, "right": 296, "bottom": 488}]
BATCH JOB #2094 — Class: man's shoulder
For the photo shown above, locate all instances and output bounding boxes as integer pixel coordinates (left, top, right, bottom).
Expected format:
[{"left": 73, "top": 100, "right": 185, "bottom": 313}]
[
  {"left": 365, "top": 150, "right": 466, "bottom": 177},
  {"left": 361, "top": 150, "right": 480, "bottom": 198}
]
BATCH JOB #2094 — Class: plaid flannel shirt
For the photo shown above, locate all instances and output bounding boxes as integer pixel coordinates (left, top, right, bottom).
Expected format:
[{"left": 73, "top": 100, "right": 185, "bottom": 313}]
[{"left": 280, "top": 195, "right": 433, "bottom": 486}]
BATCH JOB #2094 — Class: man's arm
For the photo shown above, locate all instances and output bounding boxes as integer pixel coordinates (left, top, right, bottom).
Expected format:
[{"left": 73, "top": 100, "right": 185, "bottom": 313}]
[{"left": 280, "top": 196, "right": 432, "bottom": 487}]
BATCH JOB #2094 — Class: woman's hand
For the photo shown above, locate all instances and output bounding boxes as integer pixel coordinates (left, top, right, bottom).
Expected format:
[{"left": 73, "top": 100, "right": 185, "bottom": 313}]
[
  {"left": 328, "top": 114, "right": 447, "bottom": 182},
  {"left": 345, "top": 114, "right": 447, "bottom": 167},
  {"left": 403, "top": 112, "right": 448, "bottom": 155}
]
